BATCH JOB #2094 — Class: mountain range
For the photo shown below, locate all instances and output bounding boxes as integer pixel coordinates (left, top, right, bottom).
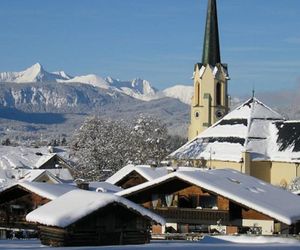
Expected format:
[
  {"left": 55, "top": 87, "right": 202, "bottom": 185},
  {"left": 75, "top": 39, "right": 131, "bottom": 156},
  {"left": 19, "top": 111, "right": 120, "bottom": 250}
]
[
  {"left": 0, "top": 63, "right": 192, "bottom": 142},
  {"left": 0, "top": 63, "right": 297, "bottom": 143},
  {"left": 0, "top": 63, "right": 193, "bottom": 104}
]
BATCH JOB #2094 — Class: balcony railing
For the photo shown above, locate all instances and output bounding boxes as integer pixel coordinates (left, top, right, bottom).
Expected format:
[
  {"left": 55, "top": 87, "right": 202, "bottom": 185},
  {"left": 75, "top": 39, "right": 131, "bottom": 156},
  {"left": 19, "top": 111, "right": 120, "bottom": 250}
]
[{"left": 151, "top": 207, "right": 229, "bottom": 224}]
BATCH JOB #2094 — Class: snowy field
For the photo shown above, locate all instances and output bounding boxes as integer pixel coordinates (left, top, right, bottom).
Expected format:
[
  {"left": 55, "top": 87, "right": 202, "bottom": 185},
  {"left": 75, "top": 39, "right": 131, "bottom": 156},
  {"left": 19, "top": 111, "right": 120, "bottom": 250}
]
[{"left": 1, "top": 236, "right": 300, "bottom": 250}]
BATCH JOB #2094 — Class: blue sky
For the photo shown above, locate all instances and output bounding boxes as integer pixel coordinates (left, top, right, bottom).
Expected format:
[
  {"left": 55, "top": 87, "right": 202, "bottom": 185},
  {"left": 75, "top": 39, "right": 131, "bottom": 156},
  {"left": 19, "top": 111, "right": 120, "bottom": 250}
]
[{"left": 0, "top": 0, "right": 299, "bottom": 96}]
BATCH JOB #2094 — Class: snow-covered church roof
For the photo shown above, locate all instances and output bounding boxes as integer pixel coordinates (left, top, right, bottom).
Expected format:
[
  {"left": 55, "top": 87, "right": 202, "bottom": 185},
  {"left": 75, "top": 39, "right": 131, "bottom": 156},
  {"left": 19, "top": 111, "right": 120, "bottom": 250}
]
[
  {"left": 170, "top": 97, "right": 289, "bottom": 162},
  {"left": 26, "top": 189, "right": 165, "bottom": 228},
  {"left": 117, "top": 168, "right": 300, "bottom": 225}
]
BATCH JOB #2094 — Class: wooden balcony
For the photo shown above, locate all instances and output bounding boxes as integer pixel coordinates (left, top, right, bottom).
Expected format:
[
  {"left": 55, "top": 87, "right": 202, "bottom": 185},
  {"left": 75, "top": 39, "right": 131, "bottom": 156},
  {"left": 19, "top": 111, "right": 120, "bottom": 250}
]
[
  {"left": 0, "top": 216, "right": 36, "bottom": 230},
  {"left": 151, "top": 207, "right": 229, "bottom": 224}
]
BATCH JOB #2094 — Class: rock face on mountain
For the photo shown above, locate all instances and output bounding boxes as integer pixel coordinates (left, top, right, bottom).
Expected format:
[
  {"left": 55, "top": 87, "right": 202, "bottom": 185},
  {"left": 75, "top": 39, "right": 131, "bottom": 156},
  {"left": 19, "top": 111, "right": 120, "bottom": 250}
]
[{"left": 0, "top": 82, "right": 134, "bottom": 113}]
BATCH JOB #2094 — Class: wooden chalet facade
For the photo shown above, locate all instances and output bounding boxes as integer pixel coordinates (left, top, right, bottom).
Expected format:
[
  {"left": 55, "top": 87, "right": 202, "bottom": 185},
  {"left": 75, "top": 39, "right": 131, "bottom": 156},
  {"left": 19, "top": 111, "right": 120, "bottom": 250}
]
[
  {"left": 26, "top": 190, "right": 165, "bottom": 247},
  {"left": 0, "top": 182, "right": 76, "bottom": 232},
  {"left": 118, "top": 168, "right": 300, "bottom": 235},
  {"left": 115, "top": 171, "right": 148, "bottom": 189},
  {"left": 0, "top": 185, "right": 50, "bottom": 230}
]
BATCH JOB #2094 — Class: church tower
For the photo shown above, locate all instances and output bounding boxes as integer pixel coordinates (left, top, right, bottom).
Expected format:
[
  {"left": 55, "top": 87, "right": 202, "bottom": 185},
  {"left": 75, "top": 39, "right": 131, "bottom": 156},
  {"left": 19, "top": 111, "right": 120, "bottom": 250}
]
[{"left": 188, "top": 0, "right": 229, "bottom": 140}]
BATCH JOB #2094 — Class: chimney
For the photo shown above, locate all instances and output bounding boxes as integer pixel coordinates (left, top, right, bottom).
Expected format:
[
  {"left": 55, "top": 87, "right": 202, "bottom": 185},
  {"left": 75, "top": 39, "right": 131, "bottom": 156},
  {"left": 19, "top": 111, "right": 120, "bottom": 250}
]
[{"left": 75, "top": 179, "right": 89, "bottom": 190}]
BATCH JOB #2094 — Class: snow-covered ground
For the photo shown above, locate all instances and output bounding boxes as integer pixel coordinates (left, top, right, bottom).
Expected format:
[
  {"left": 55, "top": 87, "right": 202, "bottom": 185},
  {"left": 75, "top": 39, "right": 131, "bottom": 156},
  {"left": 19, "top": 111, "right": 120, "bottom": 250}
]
[{"left": 1, "top": 236, "right": 300, "bottom": 250}]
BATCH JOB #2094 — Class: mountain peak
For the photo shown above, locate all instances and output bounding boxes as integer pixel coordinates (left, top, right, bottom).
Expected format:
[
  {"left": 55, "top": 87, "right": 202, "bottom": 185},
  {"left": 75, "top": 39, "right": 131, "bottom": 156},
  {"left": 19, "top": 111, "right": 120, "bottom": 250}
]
[{"left": 31, "top": 62, "right": 43, "bottom": 70}]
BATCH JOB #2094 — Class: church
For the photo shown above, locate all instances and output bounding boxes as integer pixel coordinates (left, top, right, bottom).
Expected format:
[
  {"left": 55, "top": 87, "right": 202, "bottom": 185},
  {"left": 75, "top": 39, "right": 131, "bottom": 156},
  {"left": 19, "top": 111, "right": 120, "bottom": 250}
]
[{"left": 170, "top": 0, "right": 300, "bottom": 187}]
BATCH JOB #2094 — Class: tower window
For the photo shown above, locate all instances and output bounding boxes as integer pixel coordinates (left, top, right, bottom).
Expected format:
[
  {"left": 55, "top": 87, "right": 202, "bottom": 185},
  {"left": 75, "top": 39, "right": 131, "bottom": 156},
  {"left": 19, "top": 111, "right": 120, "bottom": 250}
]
[
  {"left": 216, "top": 82, "right": 221, "bottom": 106},
  {"left": 195, "top": 112, "right": 200, "bottom": 118}
]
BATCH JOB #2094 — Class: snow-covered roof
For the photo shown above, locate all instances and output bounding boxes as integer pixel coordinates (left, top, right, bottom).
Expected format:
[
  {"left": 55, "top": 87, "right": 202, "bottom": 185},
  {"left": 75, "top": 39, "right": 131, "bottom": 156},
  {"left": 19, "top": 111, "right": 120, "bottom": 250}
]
[
  {"left": 5, "top": 181, "right": 77, "bottom": 200},
  {"left": 170, "top": 98, "right": 285, "bottom": 162},
  {"left": 0, "top": 146, "right": 73, "bottom": 187},
  {"left": 254, "top": 121, "right": 300, "bottom": 162},
  {"left": 88, "top": 181, "right": 123, "bottom": 193},
  {"left": 106, "top": 164, "right": 169, "bottom": 185},
  {"left": 26, "top": 189, "right": 165, "bottom": 227},
  {"left": 20, "top": 170, "right": 61, "bottom": 183},
  {"left": 34, "top": 154, "right": 56, "bottom": 168},
  {"left": 0, "top": 146, "right": 63, "bottom": 170},
  {"left": 117, "top": 168, "right": 300, "bottom": 225}
]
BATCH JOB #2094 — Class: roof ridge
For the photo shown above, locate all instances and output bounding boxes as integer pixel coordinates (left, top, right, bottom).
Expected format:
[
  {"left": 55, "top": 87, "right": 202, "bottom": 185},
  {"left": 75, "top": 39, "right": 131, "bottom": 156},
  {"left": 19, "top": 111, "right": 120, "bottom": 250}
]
[{"left": 244, "top": 98, "right": 256, "bottom": 151}]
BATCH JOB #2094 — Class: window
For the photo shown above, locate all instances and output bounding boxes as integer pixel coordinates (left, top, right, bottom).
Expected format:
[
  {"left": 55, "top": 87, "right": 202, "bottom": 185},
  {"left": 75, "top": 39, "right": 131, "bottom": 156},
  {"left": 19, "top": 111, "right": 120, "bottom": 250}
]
[
  {"left": 195, "top": 111, "right": 200, "bottom": 118},
  {"left": 199, "top": 195, "right": 217, "bottom": 209},
  {"left": 216, "top": 82, "right": 221, "bottom": 106}
]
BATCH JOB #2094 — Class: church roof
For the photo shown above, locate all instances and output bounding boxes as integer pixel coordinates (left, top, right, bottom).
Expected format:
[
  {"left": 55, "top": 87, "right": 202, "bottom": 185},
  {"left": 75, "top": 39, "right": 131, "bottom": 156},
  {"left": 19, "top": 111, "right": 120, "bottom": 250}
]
[
  {"left": 254, "top": 120, "right": 300, "bottom": 162},
  {"left": 170, "top": 98, "right": 286, "bottom": 162},
  {"left": 202, "top": 0, "right": 221, "bottom": 66}
]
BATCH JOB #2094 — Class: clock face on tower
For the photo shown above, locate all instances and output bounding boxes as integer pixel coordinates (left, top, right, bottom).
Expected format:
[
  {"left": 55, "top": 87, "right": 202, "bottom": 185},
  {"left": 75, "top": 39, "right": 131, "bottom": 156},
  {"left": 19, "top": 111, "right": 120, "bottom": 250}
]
[{"left": 215, "top": 109, "right": 224, "bottom": 119}]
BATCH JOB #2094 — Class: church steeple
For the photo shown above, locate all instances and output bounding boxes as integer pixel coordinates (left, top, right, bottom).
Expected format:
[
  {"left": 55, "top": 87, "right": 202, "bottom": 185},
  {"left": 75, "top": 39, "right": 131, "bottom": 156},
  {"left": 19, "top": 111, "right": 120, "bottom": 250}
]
[
  {"left": 202, "top": 0, "right": 221, "bottom": 66},
  {"left": 188, "top": 0, "right": 229, "bottom": 141}
]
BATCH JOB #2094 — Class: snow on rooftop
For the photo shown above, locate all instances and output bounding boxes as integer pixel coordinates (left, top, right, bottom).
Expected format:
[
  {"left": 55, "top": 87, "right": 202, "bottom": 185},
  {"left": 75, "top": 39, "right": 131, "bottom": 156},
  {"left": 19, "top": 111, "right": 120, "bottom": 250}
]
[
  {"left": 26, "top": 189, "right": 165, "bottom": 227},
  {"left": 170, "top": 98, "right": 285, "bottom": 162},
  {"left": 34, "top": 154, "right": 56, "bottom": 168},
  {"left": 106, "top": 164, "right": 169, "bottom": 185},
  {"left": 14, "top": 181, "right": 77, "bottom": 200},
  {"left": 0, "top": 146, "right": 73, "bottom": 185},
  {"left": 88, "top": 181, "right": 123, "bottom": 193},
  {"left": 117, "top": 168, "right": 300, "bottom": 225},
  {"left": 0, "top": 146, "right": 70, "bottom": 170},
  {"left": 20, "top": 170, "right": 53, "bottom": 183}
]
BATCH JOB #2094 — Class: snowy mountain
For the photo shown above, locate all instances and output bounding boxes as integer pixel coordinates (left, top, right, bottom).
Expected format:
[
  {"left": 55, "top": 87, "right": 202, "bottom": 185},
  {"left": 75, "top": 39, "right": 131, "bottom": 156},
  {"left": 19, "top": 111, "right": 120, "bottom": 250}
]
[
  {"left": 0, "top": 63, "right": 71, "bottom": 83},
  {"left": 161, "top": 85, "right": 193, "bottom": 105},
  {"left": 105, "top": 77, "right": 158, "bottom": 101},
  {"left": 0, "top": 63, "right": 192, "bottom": 104},
  {"left": 59, "top": 74, "right": 109, "bottom": 89},
  {"left": 0, "top": 63, "right": 193, "bottom": 140}
]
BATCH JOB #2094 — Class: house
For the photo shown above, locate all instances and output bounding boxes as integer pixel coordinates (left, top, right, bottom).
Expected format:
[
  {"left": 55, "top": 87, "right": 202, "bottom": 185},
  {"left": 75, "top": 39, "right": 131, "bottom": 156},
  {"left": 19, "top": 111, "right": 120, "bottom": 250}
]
[
  {"left": 171, "top": 97, "right": 300, "bottom": 187},
  {"left": 26, "top": 190, "right": 165, "bottom": 247},
  {"left": 117, "top": 167, "right": 300, "bottom": 235},
  {"left": 0, "top": 146, "right": 74, "bottom": 189},
  {"left": 20, "top": 168, "right": 74, "bottom": 184},
  {"left": 34, "top": 153, "right": 66, "bottom": 169},
  {"left": 0, "top": 182, "right": 77, "bottom": 231},
  {"left": 106, "top": 165, "right": 169, "bottom": 189}
]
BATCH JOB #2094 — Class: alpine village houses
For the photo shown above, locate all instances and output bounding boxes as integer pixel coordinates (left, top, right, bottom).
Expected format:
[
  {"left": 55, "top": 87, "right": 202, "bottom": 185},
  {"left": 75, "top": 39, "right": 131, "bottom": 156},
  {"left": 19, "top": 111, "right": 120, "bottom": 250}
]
[
  {"left": 117, "top": 167, "right": 300, "bottom": 235},
  {"left": 1, "top": 0, "right": 300, "bottom": 246}
]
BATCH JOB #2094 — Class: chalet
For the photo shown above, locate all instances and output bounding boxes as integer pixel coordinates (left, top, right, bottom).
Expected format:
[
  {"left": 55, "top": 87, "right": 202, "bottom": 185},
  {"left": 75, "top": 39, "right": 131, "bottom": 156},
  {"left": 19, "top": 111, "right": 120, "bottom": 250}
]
[
  {"left": 106, "top": 164, "right": 169, "bottom": 189},
  {"left": 0, "top": 182, "right": 77, "bottom": 232},
  {"left": 26, "top": 190, "right": 165, "bottom": 247},
  {"left": 34, "top": 153, "right": 71, "bottom": 170},
  {"left": 117, "top": 167, "right": 300, "bottom": 235}
]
